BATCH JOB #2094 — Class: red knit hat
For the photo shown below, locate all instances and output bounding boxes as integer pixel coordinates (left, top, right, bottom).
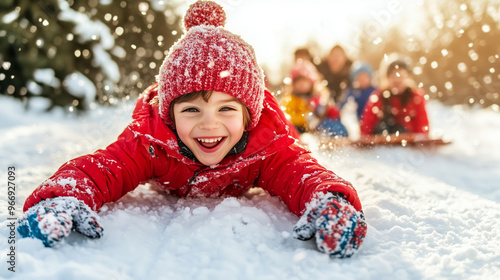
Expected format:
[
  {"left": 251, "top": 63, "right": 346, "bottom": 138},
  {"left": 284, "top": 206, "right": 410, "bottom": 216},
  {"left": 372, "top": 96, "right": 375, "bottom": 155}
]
[{"left": 157, "top": 0, "right": 265, "bottom": 130}]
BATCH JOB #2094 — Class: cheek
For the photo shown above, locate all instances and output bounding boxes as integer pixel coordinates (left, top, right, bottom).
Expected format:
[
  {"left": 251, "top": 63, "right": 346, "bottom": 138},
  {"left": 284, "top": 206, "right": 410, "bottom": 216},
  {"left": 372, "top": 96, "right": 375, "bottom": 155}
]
[
  {"left": 225, "top": 116, "right": 245, "bottom": 136},
  {"left": 174, "top": 117, "right": 194, "bottom": 142}
]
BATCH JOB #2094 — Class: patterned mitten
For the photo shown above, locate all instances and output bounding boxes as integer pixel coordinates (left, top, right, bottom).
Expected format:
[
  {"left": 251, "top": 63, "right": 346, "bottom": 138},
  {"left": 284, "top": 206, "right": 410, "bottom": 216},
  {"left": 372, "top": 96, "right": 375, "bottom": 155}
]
[
  {"left": 18, "top": 197, "right": 103, "bottom": 247},
  {"left": 293, "top": 192, "right": 367, "bottom": 258}
]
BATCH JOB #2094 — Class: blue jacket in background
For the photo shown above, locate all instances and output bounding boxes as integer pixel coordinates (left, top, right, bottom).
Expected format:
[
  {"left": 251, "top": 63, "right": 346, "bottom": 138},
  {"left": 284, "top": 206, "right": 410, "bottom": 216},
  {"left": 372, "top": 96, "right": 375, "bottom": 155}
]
[{"left": 339, "top": 86, "right": 376, "bottom": 120}]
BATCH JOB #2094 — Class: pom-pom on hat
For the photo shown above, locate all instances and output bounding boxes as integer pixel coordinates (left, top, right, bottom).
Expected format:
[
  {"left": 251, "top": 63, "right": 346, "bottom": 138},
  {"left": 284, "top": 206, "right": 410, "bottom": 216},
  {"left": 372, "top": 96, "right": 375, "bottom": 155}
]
[
  {"left": 183, "top": 0, "right": 226, "bottom": 30},
  {"left": 157, "top": 0, "right": 265, "bottom": 130}
]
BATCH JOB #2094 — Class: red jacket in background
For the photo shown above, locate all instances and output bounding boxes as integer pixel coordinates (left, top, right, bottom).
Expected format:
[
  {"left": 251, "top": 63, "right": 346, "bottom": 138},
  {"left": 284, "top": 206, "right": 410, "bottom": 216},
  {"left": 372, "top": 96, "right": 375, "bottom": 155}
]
[
  {"left": 23, "top": 85, "right": 362, "bottom": 216},
  {"left": 360, "top": 88, "right": 430, "bottom": 136}
]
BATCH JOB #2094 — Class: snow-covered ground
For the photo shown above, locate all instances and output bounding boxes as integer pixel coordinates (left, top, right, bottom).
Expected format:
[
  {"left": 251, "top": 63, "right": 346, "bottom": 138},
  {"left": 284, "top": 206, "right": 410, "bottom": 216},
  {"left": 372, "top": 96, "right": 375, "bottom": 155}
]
[{"left": 1, "top": 96, "right": 499, "bottom": 280}]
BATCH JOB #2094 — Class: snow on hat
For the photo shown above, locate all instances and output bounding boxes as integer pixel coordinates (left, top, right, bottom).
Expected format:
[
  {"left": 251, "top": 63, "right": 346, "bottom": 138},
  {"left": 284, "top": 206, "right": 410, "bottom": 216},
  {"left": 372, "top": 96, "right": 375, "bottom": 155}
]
[
  {"left": 289, "top": 59, "right": 319, "bottom": 84},
  {"left": 157, "top": 0, "right": 265, "bottom": 130},
  {"left": 350, "top": 61, "right": 373, "bottom": 82}
]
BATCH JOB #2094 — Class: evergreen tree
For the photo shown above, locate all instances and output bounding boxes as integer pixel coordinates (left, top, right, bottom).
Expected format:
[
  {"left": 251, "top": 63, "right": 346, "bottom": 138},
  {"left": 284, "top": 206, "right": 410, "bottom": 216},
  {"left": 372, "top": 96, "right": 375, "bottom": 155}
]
[{"left": 0, "top": 0, "right": 181, "bottom": 111}]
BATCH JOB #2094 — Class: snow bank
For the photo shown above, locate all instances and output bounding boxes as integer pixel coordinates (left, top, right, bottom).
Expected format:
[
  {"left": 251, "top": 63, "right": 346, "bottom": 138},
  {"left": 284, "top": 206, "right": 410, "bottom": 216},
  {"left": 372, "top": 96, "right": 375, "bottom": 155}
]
[{"left": 1, "top": 96, "right": 499, "bottom": 279}]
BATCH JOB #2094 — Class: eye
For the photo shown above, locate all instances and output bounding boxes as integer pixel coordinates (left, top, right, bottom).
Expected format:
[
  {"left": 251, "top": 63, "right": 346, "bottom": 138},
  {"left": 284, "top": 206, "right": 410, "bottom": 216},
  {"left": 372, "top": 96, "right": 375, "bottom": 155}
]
[
  {"left": 220, "top": 106, "right": 237, "bottom": 112},
  {"left": 181, "top": 107, "right": 199, "bottom": 113}
]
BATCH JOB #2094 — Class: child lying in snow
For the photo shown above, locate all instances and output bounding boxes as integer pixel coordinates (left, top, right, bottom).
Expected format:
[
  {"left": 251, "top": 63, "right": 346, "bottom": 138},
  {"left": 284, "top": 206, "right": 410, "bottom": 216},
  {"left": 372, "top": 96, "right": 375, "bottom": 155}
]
[{"left": 18, "top": 1, "right": 366, "bottom": 258}]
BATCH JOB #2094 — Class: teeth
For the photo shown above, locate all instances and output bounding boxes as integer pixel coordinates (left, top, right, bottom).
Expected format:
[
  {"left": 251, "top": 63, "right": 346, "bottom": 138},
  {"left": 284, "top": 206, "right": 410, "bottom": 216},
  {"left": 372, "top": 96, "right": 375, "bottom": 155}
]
[{"left": 197, "top": 137, "right": 222, "bottom": 143}]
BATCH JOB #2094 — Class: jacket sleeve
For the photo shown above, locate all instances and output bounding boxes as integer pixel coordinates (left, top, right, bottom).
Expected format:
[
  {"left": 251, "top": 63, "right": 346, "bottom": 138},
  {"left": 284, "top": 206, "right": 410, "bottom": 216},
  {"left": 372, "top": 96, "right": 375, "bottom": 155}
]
[
  {"left": 256, "top": 144, "right": 362, "bottom": 216},
  {"left": 23, "top": 127, "right": 155, "bottom": 212}
]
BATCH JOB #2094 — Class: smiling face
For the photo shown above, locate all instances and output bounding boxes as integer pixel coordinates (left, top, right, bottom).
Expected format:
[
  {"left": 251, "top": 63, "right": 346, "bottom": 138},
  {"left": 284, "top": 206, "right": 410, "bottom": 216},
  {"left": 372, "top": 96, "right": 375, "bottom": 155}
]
[{"left": 172, "top": 91, "right": 247, "bottom": 166}]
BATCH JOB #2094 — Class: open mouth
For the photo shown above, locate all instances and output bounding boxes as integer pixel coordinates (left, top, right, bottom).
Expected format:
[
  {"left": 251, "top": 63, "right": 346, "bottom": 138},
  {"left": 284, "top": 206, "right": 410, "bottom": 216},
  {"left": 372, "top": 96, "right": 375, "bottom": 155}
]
[{"left": 195, "top": 137, "right": 226, "bottom": 152}]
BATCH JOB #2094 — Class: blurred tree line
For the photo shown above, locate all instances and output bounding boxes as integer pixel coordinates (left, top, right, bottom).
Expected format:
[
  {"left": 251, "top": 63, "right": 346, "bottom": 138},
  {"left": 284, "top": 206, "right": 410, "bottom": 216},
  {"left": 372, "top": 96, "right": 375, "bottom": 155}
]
[
  {"left": 0, "top": 0, "right": 181, "bottom": 111},
  {"left": 356, "top": 0, "right": 499, "bottom": 107}
]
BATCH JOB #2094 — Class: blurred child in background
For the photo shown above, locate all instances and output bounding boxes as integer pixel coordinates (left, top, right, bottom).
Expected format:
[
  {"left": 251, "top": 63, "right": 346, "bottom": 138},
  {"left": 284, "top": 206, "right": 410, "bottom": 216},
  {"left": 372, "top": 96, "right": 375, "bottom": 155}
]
[
  {"left": 360, "top": 55, "right": 429, "bottom": 136},
  {"left": 281, "top": 58, "right": 322, "bottom": 133},
  {"left": 281, "top": 56, "right": 348, "bottom": 137},
  {"left": 316, "top": 45, "right": 352, "bottom": 103},
  {"left": 338, "top": 61, "right": 376, "bottom": 121}
]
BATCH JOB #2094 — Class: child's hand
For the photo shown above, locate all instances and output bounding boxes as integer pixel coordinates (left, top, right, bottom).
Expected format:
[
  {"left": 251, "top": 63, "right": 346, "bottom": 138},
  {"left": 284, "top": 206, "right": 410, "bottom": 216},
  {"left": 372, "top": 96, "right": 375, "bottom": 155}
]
[
  {"left": 293, "top": 192, "right": 367, "bottom": 258},
  {"left": 17, "top": 197, "right": 103, "bottom": 247}
]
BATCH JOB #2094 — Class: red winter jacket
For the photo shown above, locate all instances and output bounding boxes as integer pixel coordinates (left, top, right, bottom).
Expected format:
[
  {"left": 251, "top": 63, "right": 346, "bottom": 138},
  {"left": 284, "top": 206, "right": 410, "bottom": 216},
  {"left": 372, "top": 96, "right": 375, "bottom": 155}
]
[
  {"left": 360, "top": 88, "right": 429, "bottom": 136},
  {"left": 24, "top": 84, "right": 362, "bottom": 216}
]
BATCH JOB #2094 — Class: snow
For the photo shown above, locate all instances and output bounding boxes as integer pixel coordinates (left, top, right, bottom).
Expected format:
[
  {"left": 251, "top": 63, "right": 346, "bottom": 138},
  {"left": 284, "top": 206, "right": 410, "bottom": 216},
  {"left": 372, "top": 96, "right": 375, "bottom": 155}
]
[
  {"left": 1, "top": 9, "right": 19, "bottom": 24},
  {"left": 1, "top": 95, "right": 500, "bottom": 279},
  {"left": 90, "top": 44, "right": 120, "bottom": 82},
  {"left": 58, "top": 1, "right": 114, "bottom": 50},
  {"left": 63, "top": 72, "right": 97, "bottom": 103},
  {"left": 33, "top": 69, "right": 61, "bottom": 88},
  {"left": 57, "top": 0, "right": 120, "bottom": 83}
]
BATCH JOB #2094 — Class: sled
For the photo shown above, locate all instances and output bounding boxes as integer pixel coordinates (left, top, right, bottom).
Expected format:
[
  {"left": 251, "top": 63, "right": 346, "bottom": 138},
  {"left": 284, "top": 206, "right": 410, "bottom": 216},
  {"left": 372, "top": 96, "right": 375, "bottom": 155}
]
[{"left": 320, "top": 133, "right": 452, "bottom": 148}]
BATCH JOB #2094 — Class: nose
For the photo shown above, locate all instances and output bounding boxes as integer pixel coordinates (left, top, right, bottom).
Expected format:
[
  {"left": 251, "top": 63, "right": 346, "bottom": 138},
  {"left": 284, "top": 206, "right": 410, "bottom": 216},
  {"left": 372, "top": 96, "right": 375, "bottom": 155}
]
[{"left": 198, "top": 111, "right": 220, "bottom": 130}]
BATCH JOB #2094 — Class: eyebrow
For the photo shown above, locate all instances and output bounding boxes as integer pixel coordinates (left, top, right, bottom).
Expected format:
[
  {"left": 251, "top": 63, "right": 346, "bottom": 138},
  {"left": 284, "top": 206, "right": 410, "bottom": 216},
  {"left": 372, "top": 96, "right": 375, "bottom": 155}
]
[
  {"left": 215, "top": 97, "right": 240, "bottom": 103},
  {"left": 177, "top": 96, "right": 240, "bottom": 107}
]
